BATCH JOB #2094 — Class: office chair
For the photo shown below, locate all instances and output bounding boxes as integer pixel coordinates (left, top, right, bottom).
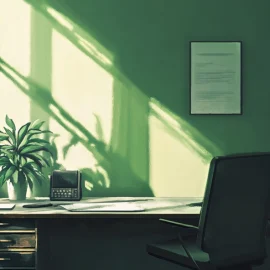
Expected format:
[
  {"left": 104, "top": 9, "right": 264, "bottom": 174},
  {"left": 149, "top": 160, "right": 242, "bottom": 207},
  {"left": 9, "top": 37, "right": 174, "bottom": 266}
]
[{"left": 147, "top": 153, "right": 270, "bottom": 270}]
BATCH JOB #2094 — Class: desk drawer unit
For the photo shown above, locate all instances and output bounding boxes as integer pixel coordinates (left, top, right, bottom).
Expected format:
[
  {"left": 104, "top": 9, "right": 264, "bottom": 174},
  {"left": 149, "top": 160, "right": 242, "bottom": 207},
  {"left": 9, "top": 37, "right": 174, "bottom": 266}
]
[
  {"left": 0, "top": 251, "right": 35, "bottom": 267},
  {"left": 0, "top": 219, "right": 36, "bottom": 269},
  {"left": 0, "top": 234, "right": 36, "bottom": 249},
  {"left": 0, "top": 219, "right": 35, "bottom": 231}
]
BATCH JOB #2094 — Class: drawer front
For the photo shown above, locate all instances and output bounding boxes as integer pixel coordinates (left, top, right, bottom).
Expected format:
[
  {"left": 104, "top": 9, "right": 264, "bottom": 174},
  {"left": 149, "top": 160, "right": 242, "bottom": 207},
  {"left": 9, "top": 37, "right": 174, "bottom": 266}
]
[
  {"left": 0, "top": 233, "right": 36, "bottom": 249},
  {"left": 0, "top": 219, "right": 35, "bottom": 231},
  {"left": 0, "top": 251, "right": 35, "bottom": 267}
]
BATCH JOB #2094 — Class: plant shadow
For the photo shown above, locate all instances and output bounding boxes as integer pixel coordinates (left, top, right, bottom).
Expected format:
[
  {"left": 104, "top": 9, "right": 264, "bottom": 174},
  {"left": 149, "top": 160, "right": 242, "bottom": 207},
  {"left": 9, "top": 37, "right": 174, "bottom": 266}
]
[{"left": 0, "top": 57, "right": 154, "bottom": 197}]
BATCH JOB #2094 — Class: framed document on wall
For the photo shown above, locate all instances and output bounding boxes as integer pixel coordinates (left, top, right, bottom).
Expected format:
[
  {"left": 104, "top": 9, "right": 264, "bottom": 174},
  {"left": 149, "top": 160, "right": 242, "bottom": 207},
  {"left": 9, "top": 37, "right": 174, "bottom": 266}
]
[{"left": 190, "top": 41, "right": 242, "bottom": 115}]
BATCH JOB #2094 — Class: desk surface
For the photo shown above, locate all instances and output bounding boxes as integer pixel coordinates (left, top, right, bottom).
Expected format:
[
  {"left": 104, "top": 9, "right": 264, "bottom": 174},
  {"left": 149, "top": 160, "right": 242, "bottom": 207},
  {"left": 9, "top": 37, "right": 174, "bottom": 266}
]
[{"left": 0, "top": 197, "right": 202, "bottom": 218}]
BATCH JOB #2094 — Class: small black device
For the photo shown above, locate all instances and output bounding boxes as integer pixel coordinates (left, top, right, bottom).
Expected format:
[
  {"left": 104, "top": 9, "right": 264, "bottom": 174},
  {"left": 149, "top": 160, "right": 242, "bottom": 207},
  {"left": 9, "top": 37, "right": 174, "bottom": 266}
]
[
  {"left": 50, "top": 170, "right": 82, "bottom": 201},
  {"left": 23, "top": 203, "right": 53, "bottom": 208}
]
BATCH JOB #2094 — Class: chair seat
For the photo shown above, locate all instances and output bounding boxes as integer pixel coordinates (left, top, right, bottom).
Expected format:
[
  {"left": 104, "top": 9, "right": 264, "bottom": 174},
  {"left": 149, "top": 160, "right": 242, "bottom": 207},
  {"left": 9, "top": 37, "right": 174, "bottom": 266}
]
[{"left": 147, "top": 237, "right": 213, "bottom": 270}]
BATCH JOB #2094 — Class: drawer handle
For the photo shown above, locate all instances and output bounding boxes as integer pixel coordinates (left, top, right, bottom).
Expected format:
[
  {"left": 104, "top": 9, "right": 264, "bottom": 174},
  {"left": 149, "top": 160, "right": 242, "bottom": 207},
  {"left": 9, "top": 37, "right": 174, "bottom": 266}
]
[
  {"left": 0, "top": 223, "right": 9, "bottom": 226},
  {"left": 0, "top": 258, "right": 11, "bottom": 261},
  {"left": 0, "top": 240, "right": 12, "bottom": 243}
]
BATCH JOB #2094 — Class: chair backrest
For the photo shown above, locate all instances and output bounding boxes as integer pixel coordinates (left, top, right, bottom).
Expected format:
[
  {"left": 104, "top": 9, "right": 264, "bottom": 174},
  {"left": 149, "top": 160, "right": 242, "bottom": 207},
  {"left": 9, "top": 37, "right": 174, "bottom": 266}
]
[{"left": 196, "top": 152, "right": 270, "bottom": 267}]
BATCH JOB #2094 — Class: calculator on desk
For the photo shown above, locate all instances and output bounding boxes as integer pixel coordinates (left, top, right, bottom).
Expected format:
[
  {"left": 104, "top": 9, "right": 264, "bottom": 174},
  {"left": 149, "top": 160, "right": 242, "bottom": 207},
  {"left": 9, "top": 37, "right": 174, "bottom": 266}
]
[{"left": 50, "top": 170, "right": 82, "bottom": 201}]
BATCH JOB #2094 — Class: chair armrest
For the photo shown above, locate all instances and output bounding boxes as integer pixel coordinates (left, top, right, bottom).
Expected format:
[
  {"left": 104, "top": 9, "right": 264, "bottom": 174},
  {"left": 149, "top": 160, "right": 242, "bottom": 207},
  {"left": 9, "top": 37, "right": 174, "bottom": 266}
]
[{"left": 159, "top": 218, "right": 199, "bottom": 230}]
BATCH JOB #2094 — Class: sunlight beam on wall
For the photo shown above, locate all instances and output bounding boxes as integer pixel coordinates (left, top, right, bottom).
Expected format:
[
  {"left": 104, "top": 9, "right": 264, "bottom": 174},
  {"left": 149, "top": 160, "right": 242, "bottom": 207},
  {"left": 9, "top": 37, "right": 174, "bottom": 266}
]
[
  {"left": 0, "top": 1, "right": 32, "bottom": 197},
  {"left": 0, "top": 1, "right": 31, "bottom": 127},
  {"left": 46, "top": 7, "right": 74, "bottom": 31},
  {"left": 149, "top": 98, "right": 221, "bottom": 197},
  {"left": 50, "top": 30, "right": 114, "bottom": 170},
  {"left": 45, "top": 6, "right": 113, "bottom": 66},
  {"left": 25, "top": 0, "right": 113, "bottom": 68}
]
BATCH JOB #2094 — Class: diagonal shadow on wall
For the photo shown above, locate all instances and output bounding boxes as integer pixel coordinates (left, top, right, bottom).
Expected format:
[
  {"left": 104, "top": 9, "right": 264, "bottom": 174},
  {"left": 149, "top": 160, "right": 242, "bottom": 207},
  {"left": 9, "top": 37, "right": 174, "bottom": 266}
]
[{"left": 0, "top": 57, "right": 154, "bottom": 197}]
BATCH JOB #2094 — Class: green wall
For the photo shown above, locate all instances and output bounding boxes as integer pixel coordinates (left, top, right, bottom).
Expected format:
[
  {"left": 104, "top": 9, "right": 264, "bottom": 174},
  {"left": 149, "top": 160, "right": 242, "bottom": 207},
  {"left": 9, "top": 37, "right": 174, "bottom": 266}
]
[
  {"left": 48, "top": 0, "right": 270, "bottom": 154},
  {"left": 1, "top": 0, "right": 270, "bottom": 198}
]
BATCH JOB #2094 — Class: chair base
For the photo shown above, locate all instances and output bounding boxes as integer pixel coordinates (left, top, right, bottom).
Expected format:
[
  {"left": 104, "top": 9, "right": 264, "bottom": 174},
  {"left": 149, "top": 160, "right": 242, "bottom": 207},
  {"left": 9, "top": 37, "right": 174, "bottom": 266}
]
[{"left": 147, "top": 238, "right": 258, "bottom": 270}]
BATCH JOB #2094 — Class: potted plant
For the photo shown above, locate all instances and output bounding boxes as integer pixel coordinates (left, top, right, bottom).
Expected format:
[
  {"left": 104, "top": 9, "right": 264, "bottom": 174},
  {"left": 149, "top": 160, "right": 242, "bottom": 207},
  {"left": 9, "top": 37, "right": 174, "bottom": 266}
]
[{"left": 0, "top": 115, "right": 53, "bottom": 200}]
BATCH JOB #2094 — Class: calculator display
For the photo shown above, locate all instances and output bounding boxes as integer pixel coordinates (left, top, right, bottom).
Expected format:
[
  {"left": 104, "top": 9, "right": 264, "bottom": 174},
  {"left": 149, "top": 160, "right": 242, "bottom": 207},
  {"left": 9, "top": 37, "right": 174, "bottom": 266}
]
[{"left": 51, "top": 173, "right": 78, "bottom": 188}]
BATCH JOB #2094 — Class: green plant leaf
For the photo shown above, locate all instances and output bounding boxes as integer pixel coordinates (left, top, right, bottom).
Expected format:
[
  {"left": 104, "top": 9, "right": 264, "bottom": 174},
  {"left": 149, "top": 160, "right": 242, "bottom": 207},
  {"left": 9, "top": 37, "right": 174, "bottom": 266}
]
[
  {"left": 8, "top": 157, "right": 15, "bottom": 166},
  {"left": 17, "top": 122, "right": 31, "bottom": 147},
  {"left": 0, "top": 166, "right": 8, "bottom": 177},
  {"left": 20, "top": 145, "right": 44, "bottom": 154},
  {"left": 23, "top": 160, "right": 41, "bottom": 172},
  {"left": 26, "top": 174, "right": 33, "bottom": 191},
  {"left": 0, "top": 149, "right": 13, "bottom": 159},
  {"left": 0, "top": 137, "right": 8, "bottom": 142},
  {"left": 20, "top": 145, "right": 53, "bottom": 157},
  {"left": 3, "top": 165, "right": 16, "bottom": 182},
  {"left": 0, "top": 156, "right": 10, "bottom": 166},
  {"left": 0, "top": 145, "right": 15, "bottom": 151},
  {"left": 22, "top": 166, "right": 36, "bottom": 183},
  {"left": 13, "top": 154, "right": 18, "bottom": 162},
  {"left": 19, "top": 156, "right": 27, "bottom": 167},
  {"left": 10, "top": 158, "right": 17, "bottom": 166},
  {"left": 28, "top": 138, "right": 50, "bottom": 146},
  {"left": 30, "top": 119, "right": 45, "bottom": 130},
  {"left": 4, "top": 127, "right": 16, "bottom": 145},
  {"left": 5, "top": 115, "right": 16, "bottom": 132},
  {"left": 27, "top": 162, "right": 40, "bottom": 170},
  {"left": 24, "top": 154, "right": 45, "bottom": 168},
  {"left": 18, "top": 171, "right": 28, "bottom": 187},
  {"left": 0, "top": 131, "right": 8, "bottom": 136},
  {"left": 22, "top": 165, "right": 45, "bottom": 186},
  {"left": 0, "top": 166, "right": 9, "bottom": 186},
  {"left": 32, "top": 169, "right": 47, "bottom": 185},
  {"left": 0, "top": 132, "right": 9, "bottom": 142},
  {"left": 24, "top": 153, "right": 50, "bottom": 167},
  {"left": 18, "top": 134, "right": 30, "bottom": 149},
  {"left": 12, "top": 170, "right": 18, "bottom": 184},
  {"left": 18, "top": 143, "right": 41, "bottom": 152},
  {"left": 24, "top": 169, "right": 41, "bottom": 186},
  {"left": 23, "top": 143, "right": 57, "bottom": 159},
  {"left": 28, "top": 130, "right": 53, "bottom": 138},
  {"left": 28, "top": 129, "right": 41, "bottom": 134}
]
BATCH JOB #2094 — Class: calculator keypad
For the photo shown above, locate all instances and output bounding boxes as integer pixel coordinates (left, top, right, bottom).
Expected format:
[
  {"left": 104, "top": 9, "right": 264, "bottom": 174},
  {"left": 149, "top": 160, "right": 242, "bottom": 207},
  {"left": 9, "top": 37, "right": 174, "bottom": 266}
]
[{"left": 51, "top": 188, "right": 79, "bottom": 199}]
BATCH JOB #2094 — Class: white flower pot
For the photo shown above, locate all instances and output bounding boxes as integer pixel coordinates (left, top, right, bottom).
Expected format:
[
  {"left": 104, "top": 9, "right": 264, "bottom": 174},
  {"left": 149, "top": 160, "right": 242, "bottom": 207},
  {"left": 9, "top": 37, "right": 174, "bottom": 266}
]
[{"left": 7, "top": 177, "right": 28, "bottom": 201}]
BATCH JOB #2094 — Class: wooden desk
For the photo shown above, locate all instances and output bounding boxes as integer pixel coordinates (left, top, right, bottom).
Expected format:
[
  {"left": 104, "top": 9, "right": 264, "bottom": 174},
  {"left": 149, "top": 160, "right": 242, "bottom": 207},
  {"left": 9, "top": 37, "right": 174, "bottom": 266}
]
[{"left": 0, "top": 197, "right": 202, "bottom": 270}]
